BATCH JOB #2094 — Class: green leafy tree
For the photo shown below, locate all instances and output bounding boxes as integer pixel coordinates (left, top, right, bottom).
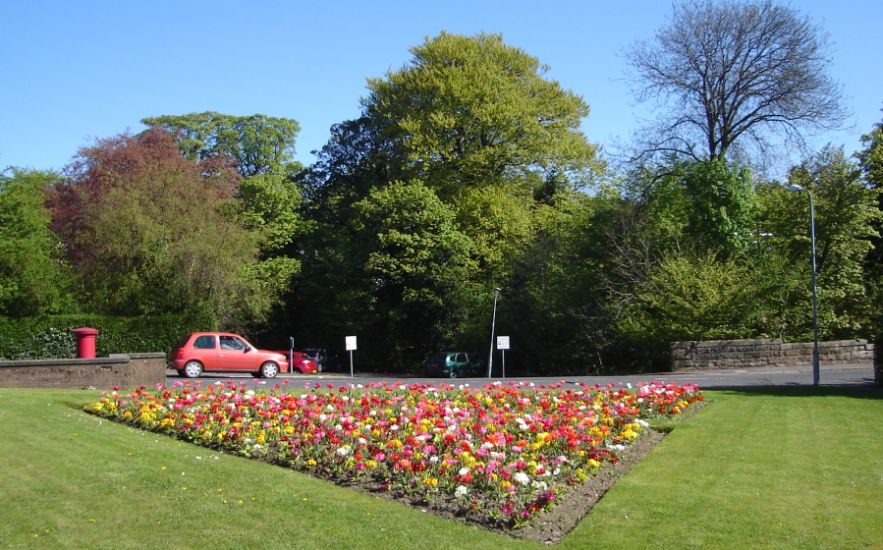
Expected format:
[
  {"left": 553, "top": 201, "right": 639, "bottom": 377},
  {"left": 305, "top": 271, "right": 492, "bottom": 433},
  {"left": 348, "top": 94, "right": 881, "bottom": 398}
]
[
  {"left": 144, "top": 113, "right": 307, "bottom": 320},
  {"left": 235, "top": 171, "right": 304, "bottom": 307},
  {"left": 617, "top": 251, "right": 763, "bottom": 345},
  {"left": 350, "top": 180, "right": 472, "bottom": 370},
  {"left": 501, "top": 193, "right": 612, "bottom": 374},
  {"left": 857, "top": 115, "right": 883, "bottom": 337},
  {"left": 783, "top": 146, "right": 881, "bottom": 338},
  {"left": 366, "top": 32, "right": 601, "bottom": 198},
  {"left": 47, "top": 129, "right": 275, "bottom": 327},
  {"left": 295, "top": 32, "right": 603, "bottom": 370},
  {"left": 858, "top": 113, "right": 883, "bottom": 188},
  {"left": 141, "top": 112, "right": 301, "bottom": 177},
  {"left": 681, "top": 159, "right": 756, "bottom": 257},
  {"left": 0, "top": 169, "right": 75, "bottom": 316}
]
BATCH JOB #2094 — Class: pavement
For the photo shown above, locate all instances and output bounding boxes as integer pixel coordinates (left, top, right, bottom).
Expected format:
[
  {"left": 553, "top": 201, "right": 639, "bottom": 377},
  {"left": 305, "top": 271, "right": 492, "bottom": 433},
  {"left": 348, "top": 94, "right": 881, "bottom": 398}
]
[{"left": 167, "top": 362, "right": 880, "bottom": 390}]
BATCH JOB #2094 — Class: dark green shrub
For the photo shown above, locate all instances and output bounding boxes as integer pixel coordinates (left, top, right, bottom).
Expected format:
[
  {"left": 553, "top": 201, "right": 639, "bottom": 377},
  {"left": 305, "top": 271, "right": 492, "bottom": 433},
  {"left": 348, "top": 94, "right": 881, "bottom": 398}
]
[{"left": 0, "top": 312, "right": 216, "bottom": 360}]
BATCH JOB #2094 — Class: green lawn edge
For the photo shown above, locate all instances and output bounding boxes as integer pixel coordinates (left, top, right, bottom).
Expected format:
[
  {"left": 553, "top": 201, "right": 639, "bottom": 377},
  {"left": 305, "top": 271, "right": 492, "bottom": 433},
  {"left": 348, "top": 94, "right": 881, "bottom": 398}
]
[{"left": 1, "top": 386, "right": 880, "bottom": 549}]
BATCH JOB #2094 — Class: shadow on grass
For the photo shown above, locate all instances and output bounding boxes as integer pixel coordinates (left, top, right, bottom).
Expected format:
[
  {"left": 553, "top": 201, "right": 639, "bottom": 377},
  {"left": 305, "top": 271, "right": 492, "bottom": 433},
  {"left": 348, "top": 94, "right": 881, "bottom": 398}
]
[{"left": 706, "top": 383, "right": 882, "bottom": 401}]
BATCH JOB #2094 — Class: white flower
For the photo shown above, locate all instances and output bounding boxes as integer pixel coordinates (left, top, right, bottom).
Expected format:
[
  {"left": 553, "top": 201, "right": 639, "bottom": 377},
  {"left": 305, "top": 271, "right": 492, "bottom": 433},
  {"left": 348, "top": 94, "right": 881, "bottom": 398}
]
[
  {"left": 336, "top": 446, "right": 351, "bottom": 457},
  {"left": 514, "top": 472, "right": 530, "bottom": 485},
  {"left": 429, "top": 456, "right": 439, "bottom": 464},
  {"left": 636, "top": 418, "right": 650, "bottom": 428},
  {"left": 531, "top": 480, "right": 548, "bottom": 491},
  {"left": 454, "top": 485, "right": 469, "bottom": 498},
  {"left": 458, "top": 467, "right": 470, "bottom": 476}
]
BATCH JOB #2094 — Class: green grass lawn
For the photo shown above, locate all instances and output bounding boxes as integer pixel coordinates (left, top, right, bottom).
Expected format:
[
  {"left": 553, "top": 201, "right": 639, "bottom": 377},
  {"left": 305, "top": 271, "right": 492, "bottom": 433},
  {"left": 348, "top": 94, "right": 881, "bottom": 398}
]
[{"left": 1, "top": 385, "right": 880, "bottom": 549}]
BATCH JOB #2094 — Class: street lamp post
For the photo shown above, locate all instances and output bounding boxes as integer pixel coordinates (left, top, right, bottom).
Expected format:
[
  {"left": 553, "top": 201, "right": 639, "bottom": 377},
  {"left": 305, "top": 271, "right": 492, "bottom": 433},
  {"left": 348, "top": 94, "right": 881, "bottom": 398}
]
[
  {"left": 790, "top": 184, "right": 821, "bottom": 386},
  {"left": 487, "top": 287, "right": 501, "bottom": 378}
]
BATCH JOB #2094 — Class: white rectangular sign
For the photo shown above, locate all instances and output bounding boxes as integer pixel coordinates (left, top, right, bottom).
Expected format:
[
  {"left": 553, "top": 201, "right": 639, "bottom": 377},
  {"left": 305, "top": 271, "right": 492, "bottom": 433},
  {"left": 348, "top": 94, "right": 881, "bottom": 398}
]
[
  {"left": 345, "top": 336, "right": 358, "bottom": 351},
  {"left": 496, "top": 336, "right": 510, "bottom": 350}
]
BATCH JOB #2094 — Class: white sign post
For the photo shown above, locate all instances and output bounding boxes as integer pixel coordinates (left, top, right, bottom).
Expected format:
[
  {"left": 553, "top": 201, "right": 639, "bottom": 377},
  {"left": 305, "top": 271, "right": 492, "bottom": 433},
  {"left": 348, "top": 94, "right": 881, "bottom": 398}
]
[
  {"left": 345, "top": 336, "right": 357, "bottom": 377},
  {"left": 496, "top": 336, "right": 510, "bottom": 379}
]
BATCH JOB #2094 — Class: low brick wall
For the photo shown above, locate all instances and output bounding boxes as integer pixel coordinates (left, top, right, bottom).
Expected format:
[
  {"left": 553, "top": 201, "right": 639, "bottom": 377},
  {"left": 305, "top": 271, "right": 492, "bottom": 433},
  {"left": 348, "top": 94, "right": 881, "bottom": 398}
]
[
  {"left": 0, "top": 352, "right": 167, "bottom": 389},
  {"left": 670, "top": 338, "right": 873, "bottom": 371}
]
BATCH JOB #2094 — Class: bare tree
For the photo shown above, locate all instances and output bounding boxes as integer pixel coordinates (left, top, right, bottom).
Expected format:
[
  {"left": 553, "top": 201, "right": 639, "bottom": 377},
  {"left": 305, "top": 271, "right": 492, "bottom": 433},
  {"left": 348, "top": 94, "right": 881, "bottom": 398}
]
[{"left": 626, "top": 0, "right": 846, "bottom": 162}]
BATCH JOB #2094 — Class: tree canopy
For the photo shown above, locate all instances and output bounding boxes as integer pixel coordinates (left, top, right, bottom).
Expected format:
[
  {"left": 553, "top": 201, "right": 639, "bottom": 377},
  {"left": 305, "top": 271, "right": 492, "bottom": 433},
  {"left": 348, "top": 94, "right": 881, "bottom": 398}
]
[
  {"left": 0, "top": 169, "right": 74, "bottom": 316},
  {"left": 364, "top": 32, "right": 602, "bottom": 197},
  {"left": 142, "top": 112, "right": 301, "bottom": 177},
  {"left": 47, "top": 129, "right": 275, "bottom": 326}
]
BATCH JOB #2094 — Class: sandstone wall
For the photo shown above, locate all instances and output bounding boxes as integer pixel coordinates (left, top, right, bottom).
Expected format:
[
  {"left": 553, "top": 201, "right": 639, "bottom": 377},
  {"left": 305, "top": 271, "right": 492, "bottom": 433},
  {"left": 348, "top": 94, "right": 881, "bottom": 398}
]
[
  {"left": 670, "top": 339, "right": 873, "bottom": 371},
  {"left": 0, "top": 352, "right": 166, "bottom": 389}
]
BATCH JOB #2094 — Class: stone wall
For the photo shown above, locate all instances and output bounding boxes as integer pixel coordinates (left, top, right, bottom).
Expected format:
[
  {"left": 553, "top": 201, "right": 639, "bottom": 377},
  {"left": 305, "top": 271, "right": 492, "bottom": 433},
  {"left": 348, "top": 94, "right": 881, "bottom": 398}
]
[
  {"left": 670, "top": 339, "right": 873, "bottom": 371},
  {"left": 0, "top": 352, "right": 166, "bottom": 389}
]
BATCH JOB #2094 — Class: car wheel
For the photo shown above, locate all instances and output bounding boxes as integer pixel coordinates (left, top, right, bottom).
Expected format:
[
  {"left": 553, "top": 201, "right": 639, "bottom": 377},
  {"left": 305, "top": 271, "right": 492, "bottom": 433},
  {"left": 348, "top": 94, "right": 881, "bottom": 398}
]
[
  {"left": 260, "top": 361, "right": 279, "bottom": 379},
  {"left": 183, "top": 360, "right": 203, "bottom": 378},
  {"left": 448, "top": 370, "right": 458, "bottom": 379}
]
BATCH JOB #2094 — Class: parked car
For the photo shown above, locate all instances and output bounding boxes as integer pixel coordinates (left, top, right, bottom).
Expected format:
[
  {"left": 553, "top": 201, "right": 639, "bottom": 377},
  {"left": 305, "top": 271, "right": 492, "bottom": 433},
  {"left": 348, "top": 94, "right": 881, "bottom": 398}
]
[
  {"left": 425, "top": 351, "right": 485, "bottom": 378},
  {"left": 287, "top": 351, "right": 319, "bottom": 374},
  {"left": 301, "top": 348, "right": 339, "bottom": 373},
  {"left": 170, "top": 332, "right": 289, "bottom": 379}
]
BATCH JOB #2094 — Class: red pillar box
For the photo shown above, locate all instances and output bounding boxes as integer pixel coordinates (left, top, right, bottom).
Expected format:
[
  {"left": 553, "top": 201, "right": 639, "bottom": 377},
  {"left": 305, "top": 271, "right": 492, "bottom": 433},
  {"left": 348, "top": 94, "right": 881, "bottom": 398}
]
[{"left": 71, "top": 327, "right": 100, "bottom": 359}]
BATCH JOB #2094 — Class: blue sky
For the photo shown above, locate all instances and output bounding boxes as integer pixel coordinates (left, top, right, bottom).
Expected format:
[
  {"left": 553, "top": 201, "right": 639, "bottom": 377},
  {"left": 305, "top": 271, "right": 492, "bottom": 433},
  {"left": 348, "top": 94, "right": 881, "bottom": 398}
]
[{"left": 1, "top": 1, "right": 881, "bottom": 176}]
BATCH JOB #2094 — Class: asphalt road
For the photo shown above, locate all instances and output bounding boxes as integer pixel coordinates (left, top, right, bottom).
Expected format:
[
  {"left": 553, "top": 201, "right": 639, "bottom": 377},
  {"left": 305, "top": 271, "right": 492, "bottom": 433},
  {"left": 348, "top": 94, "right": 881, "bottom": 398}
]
[{"left": 169, "top": 362, "right": 878, "bottom": 390}]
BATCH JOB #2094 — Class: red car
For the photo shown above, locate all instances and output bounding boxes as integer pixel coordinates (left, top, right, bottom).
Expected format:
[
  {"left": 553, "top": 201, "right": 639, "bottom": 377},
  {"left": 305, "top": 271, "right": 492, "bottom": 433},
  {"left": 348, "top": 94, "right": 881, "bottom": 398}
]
[
  {"left": 281, "top": 351, "right": 319, "bottom": 374},
  {"left": 263, "top": 350, "right": 318, "bottom": 374},
  {"left": 170, "top": 332, "right": 290, "bottom": 379}
]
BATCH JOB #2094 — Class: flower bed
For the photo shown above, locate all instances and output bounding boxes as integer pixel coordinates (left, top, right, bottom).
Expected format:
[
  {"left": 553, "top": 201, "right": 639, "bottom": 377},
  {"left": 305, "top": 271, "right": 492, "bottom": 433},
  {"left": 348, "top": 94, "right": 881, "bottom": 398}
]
[{"left": 85, "top": 380, "right": 703, "bottom": 527}]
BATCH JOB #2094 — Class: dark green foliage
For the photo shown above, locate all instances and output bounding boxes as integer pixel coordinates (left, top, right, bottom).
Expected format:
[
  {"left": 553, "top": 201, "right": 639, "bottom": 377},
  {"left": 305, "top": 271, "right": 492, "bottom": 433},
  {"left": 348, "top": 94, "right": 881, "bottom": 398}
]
[
  {"left": 291, "top": 32, "right": 602, "bottom": 373},
  {"left": 681, "top": 160, "right": 756, "bottom": 257},
  {"left": 0, "top": 169, "right": 76, "bottom": 316},
  {"left": 784, "top": 147, "right": 881, "bottom": 339},
  {"left": 0, "top": 311, "right": 216, "bottom": 360}
]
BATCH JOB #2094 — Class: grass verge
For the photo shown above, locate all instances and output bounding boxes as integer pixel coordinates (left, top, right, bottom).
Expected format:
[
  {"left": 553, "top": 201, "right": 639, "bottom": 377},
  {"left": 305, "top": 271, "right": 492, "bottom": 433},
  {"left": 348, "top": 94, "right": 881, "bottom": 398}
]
[{"left": 0, "top": 385, "right": 880, "bottom": 549}]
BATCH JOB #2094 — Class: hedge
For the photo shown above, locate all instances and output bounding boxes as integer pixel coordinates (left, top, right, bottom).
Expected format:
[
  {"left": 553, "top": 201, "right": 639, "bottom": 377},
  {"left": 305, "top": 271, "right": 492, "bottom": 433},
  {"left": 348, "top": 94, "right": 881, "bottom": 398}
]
[{"left": 0, "top": 312, "right": 217, "bottom": 360}]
